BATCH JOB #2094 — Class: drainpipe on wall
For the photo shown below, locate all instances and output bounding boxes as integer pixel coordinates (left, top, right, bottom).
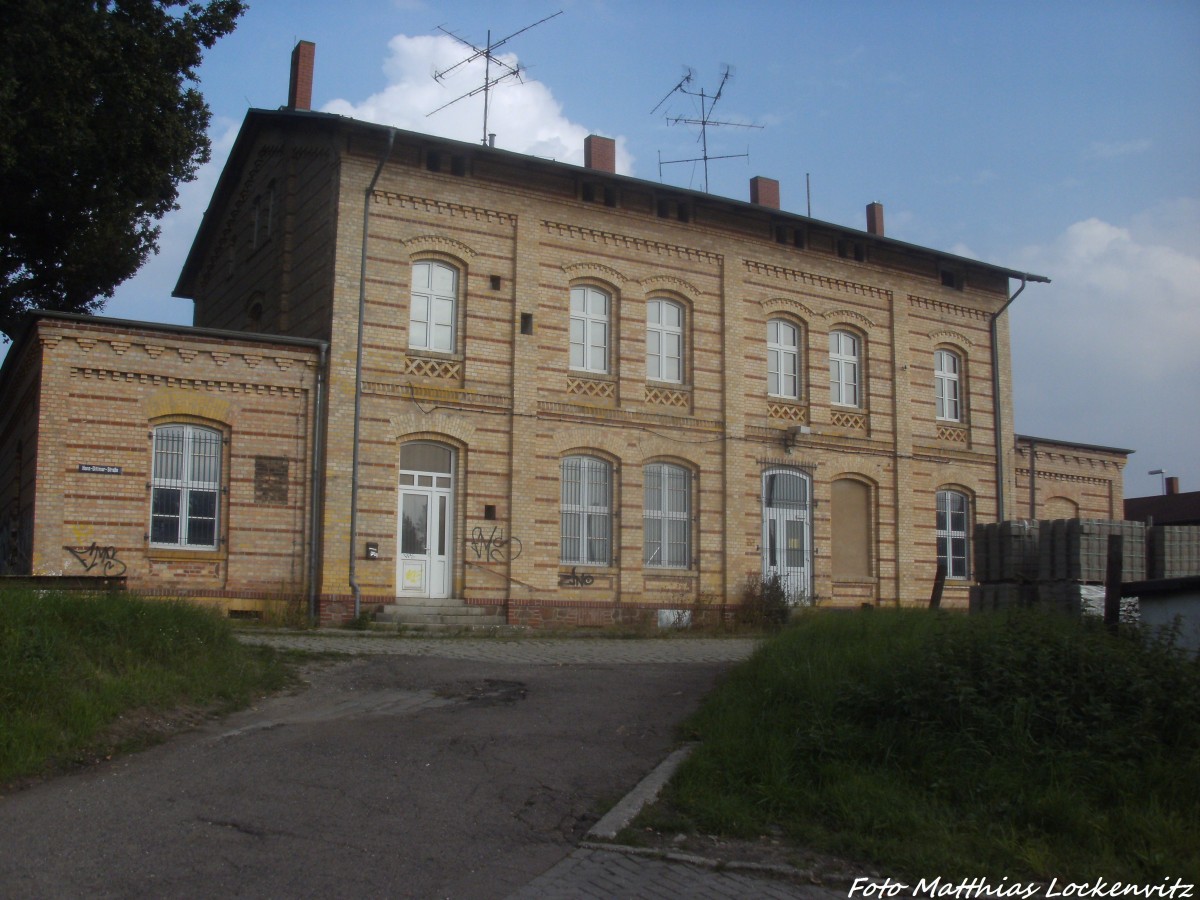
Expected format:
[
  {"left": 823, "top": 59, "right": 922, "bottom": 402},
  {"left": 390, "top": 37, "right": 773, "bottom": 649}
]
[
  {"left": 349, "top": 129, "right": 396, "bottom": 620},
  {"left": 990, "top": 276, "right": 1027, "bottom": 524},
  {"left": 307, "top": 341, "right": 328, "bottom": 624}
]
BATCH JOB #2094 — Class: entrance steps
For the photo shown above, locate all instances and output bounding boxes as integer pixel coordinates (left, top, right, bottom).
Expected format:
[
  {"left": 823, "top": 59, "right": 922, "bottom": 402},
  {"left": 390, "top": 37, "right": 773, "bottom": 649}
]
[{"left": 374, "top": 597, "right": 507, "bottom": 629}]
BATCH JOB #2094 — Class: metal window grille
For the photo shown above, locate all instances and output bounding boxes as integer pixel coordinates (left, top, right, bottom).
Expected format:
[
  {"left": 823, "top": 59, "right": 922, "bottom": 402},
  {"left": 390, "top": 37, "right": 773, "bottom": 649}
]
[
  {"left": 150, "top": 425, "right": 221, "bottom": 549},
  {"left": 644, "top": 463, "right": 691, "bottom": 567},
  {"left": 560, "top": 456, "right": 611, "bottom": 565}
]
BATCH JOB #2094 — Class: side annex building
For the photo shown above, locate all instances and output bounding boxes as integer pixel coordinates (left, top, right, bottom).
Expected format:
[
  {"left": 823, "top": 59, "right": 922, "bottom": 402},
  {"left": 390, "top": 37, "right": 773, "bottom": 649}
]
[{"left": 0, "top": 44, "right": 1128, "bottom": 625}]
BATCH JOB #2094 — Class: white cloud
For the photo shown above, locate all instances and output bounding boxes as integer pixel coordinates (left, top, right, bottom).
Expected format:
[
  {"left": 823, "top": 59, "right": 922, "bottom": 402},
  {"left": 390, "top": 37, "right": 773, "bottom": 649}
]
[
  {"left": 1085, "top": 138, "right": 1152, "bottom": 160},
  {"left": 1010, "top": 200, "right": 1200, "bottom": 496},
  {"left": 322, "top": 34, "right": 633, "bottom": 172}
]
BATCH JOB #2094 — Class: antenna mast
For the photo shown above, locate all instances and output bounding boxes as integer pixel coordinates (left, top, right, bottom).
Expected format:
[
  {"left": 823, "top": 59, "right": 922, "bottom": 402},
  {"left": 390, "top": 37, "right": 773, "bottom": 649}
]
[
  {"left": 428, "top": 11, "right": 563, "bottom": 145},
  {"left": 653, "top": 65, "right": 763, "bottom": 193}
]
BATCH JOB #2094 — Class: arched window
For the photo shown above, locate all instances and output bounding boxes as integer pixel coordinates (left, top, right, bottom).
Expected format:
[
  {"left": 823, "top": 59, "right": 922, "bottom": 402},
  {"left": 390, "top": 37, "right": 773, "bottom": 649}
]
[
  {"left": 570, "top": 286, "right": 610, "bottom": 374},
  {"left": 647, "top": 299, "right": 684, "bottom": 383},
  {"left": 831, "top": 478, "right": 872, "bottom": 580},
  {"left": 829, "top": 330, "right": 860, "bottom": 407},
  {"left": 560, "top": 456, "right": 611, "bottom": 565},
  {"left": 644, "top": 463, "right": 691, "bottom": 567},
  {"left": 767, "top": 318, "right": 800, "bottom": 399},
  {"left": 935, "top": 349, "right": 962, "bottom": 422},
  {"left": 936, "top": 489, "right": 970, "bottom": 579},
  {"left": 410, "top": 260, "right": 458, "bottom": 353},
  {"left": 150, "top": 424, "right": 223, "bottom": 549}
]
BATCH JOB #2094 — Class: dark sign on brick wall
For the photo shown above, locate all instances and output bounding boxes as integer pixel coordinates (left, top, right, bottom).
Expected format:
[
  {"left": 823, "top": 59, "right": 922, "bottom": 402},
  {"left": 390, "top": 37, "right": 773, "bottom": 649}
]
[{"left": 254, "top": 456, "right": 289, "bottom": 504}]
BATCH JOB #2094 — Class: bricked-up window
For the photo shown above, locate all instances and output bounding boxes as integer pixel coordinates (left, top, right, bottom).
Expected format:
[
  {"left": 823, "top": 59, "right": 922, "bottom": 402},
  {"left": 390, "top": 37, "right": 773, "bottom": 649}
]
[
  {"left": 644, "top": 463, "right": 691, "bottom": 568},
  {"left": 934, "top": 349, "right": 962, "bottom": 422},
  {"left": 936, "top": 490, "right": 970, "bottom": 579},
  {"left": 150, "top": 425, "right": 222, "bottom": 549},
  {"left": 254, "top": 456, "right": 289, "bottom": 504},
  {"left": 569, "top": 286, "right": 610, "bottom": 374},
  {"left": 560, "top": 456, "right": 611, "bottom": 566},
  {"left": 647, "top": 299, "right": 684, "bottom": 383},
  {"left": 829, "top": 330, "right": 861, "bottom": 407},
  {"left": 767, "top": 318, "right": 801, "bottom": 399},
  {"left": 410, "top": 260, "right": 457, "bottom": 353}
]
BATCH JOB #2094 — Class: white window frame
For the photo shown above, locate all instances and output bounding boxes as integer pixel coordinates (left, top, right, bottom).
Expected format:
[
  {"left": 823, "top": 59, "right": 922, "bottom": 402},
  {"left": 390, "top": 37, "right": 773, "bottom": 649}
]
[
  {"left": 644, "top": 463, "right": 691, "bottom": 568},
  {"left": 767, "top": 318, "right": 801, "bottom": 399},
  {"left": 647, "top": 299, "right": 684, "bottom": 383},
  {"left": 936, "top": 489, "right": 970, "bottom": 579},
  {"left": 935, "top": 349, "right": 961, "bottom": 422},
  {"left": 150, "top": 424, "right": 222, "bottom": 550},
  {"left": 570, "top": 286, "right": 610, "bottom": 374},
  {"left": 829, "top": 329, "right": 861, "bottom": 407},
  {"left": 560, "top": 456, "right": 612, "bottom": 566},
  {"left": 410, "top": 260, "right": 458, "bottom": 353}
]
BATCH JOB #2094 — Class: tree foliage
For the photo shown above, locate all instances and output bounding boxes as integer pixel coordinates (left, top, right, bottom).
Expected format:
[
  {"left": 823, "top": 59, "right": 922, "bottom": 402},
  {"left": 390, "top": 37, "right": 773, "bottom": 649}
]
[{"left": 0, "top": 0, "right": 245, "bottom": 342}]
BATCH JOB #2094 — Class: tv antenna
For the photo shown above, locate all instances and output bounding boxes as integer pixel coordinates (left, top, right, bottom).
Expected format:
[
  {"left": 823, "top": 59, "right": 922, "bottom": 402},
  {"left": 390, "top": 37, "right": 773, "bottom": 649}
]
[
  {"left": 652, "top": 65, "right": 763, "bottom": 193},
  {"left": 427, "top": 10, "right": 563, "bottom": 146}
]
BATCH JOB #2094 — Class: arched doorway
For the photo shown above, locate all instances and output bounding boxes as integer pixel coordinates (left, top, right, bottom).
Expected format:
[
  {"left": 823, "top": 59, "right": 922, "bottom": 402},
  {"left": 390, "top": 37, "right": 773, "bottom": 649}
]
[
  {"left": 762, "top": 468, "right": 812, "bottom": 603},
  {"left": 397, "top": 441, "right": 454, "bottom": 599}
]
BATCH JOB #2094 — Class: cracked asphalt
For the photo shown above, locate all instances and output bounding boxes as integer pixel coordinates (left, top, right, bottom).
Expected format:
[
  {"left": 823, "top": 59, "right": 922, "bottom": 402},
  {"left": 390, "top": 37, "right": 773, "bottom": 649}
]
[{"left": 0, "top": 633, "right": 763, "bottom": 898}]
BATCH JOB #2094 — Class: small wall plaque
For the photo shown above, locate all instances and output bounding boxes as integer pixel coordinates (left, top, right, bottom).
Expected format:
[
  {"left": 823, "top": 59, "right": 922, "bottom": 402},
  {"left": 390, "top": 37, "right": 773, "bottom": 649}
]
[{"left": 78, "top": 464, "right": 122, "bottom": 475}]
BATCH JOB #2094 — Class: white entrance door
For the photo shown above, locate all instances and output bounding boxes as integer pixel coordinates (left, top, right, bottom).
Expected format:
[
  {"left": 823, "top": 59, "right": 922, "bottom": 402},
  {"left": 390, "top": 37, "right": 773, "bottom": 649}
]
[
  {"left": 762, "top": 468, "right": 812, "bottom": 603},
  {"left": 397, "top": 443, "right": 454, "bottom": 600}
]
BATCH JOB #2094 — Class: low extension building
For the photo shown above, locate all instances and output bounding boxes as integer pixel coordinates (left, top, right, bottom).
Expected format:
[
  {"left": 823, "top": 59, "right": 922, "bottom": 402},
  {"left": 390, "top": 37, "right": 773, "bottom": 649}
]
[{"left": 0, "top": 42, "right": 1128, "bottom": 624}]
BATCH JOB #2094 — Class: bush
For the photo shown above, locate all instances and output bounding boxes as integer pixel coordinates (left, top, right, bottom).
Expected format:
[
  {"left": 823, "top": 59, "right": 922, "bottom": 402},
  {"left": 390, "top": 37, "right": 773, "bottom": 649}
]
[{"left": 736, "top": 573, "right": 790, "bottom": 628}]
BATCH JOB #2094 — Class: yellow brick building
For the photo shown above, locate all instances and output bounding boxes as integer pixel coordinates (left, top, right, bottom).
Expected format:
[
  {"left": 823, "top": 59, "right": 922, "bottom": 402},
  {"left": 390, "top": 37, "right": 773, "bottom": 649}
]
[{"left": 0, "top": 44, "right": 1127, "bottom": 624}]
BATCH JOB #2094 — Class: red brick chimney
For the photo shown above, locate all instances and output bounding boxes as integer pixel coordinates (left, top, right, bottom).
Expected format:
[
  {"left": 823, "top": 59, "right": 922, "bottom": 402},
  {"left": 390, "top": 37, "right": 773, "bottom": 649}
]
[
  {"left": 750, "top": 176, "right": 780, "bottom": 209},
  {"left": 584, "top": 135, "right": 616, "bottom": 173},
  {"left": 866, "top": 201, "right": 884, "bottom": 236},
  {"left": 288, "top": 41, "right": 315, "bottom": 111},
  {"left": 1166, "top": 476, "right": 1180, "bottom": 495}
]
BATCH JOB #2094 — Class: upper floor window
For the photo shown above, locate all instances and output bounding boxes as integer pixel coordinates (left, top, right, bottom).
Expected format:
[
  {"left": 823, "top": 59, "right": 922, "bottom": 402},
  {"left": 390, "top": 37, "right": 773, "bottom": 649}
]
[
  {"left": 936, "top": 489, "right": 970, "bottom": 579},
  {"left": 647, "top": 299, "right": 684, "bottom": 383},
  {"left": 410, "top": 260, "right": 457, "bottom": 353},
  {"left": 150, "top": 424, "right": 222, "bottom": 550},
  {"left": 560, "top": 456, "right": 611, "bottom": 566},
  {"left": 829, "top": 330, "right": 860, "bottom": 407},
  {"left": 935, "top": 349, "right": 961, "bottom": 421},
  {"left": 644, "top": 463, "right": 691, "bottom": 568},
  {"left": 570, "top": 286, "right": 610, "bottom": 374},
  {"left": 767, "top": 318, "right": 801, "bottom": 399}
]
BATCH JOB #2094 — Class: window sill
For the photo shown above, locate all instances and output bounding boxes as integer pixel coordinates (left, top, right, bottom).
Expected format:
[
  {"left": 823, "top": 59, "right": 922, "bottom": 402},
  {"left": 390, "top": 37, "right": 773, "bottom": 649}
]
[{"left": 147, "top": 547, "right": 228, "bottom": 562}]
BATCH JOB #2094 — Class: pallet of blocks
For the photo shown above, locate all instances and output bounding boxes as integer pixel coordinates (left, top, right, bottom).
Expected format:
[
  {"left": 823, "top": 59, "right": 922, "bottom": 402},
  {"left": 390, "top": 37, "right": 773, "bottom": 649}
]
[{"left": 1147, "top": 525, "right": 1200, "bottom": 579}]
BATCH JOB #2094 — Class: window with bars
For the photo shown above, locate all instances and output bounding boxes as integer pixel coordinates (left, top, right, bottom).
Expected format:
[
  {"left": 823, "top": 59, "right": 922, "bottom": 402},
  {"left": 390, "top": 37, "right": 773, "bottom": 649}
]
[
  {"left": 829, "top": 329, "right": 861, "bottom": 407},
  {"left": 410, "top": 260, "right": 458, "bottom": 353},
  {"left": 560, "top": 456, "right": 611, "bottom": 565},
  {"left": 647, "top": 299, "right": 684, "bottom": 383},
  {"left": 936, "top": 489, "right": 970, "bottom": 579},
  {"left": 644, "top": 463, "right": 691, "bottom": 568},
  {"left": 150, "top": 424, "right": 222, "bottom": 549},
  {"left": 935, "top": 349, "right": 962, "bottom": 422},
  {"left": 767, "top": 318, "right": 801, "bottom": 399},
  {"left": 569, "top": 286, "right": 610, "bottom": 374}
]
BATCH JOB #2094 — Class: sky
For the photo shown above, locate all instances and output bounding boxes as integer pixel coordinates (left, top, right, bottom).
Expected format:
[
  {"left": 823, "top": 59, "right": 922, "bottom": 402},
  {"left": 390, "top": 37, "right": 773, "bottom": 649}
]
[{"left": 18, "top": 0, "right": 1200, "bottom": 499}]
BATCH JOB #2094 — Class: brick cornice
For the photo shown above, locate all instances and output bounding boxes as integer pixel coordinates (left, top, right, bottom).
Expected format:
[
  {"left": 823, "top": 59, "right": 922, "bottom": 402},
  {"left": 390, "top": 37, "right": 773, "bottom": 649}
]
[
  {"left": 542, "top": 221, "right": 722, "bottom": 265},
  {"left": 743, "top": 259, "right": 893, "bottom": 302}
]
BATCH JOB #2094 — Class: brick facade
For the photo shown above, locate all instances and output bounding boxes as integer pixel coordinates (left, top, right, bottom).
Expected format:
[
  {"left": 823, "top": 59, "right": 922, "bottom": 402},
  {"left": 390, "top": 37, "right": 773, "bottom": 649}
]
[{"left": 0, "top": 99, "right": 1128, "bottom": 624}]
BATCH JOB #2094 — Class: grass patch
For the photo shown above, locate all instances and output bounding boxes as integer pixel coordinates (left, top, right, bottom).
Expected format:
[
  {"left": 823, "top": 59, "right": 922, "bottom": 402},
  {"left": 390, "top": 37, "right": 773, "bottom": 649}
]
[
  {"left": 665, "top": 608, "right": 1200, "bottom": 880},
  {"left": 1, "top": 590, "right": 293, "bottom": 784}
]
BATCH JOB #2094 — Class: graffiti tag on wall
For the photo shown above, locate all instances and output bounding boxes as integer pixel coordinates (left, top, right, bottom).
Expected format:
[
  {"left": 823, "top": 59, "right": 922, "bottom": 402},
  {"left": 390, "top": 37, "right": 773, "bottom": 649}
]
[
  {"left": 469, "top": 526, "right": 523, "bottom": 563},
  {"left": 558, "top": 567, "right": 595, "bottom": 587},
  {"left": 64, "top": 543, "right": 128, "bottom": 577}
]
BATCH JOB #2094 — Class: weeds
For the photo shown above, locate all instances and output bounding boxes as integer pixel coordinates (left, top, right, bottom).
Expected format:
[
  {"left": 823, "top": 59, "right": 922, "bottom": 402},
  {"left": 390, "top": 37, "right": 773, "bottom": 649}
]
[
  {"left": 0, "top": 590, "right": 292, "bottom": 784},
  {"left": 665, "top": 608, "right": 1200, "bottom": 880}
]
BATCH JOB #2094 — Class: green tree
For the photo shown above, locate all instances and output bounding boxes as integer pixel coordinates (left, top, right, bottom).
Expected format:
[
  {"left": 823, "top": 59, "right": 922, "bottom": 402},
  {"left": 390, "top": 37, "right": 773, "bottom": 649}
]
[{"left": 0, "top": 0, "right": 245, "bottom": 342}]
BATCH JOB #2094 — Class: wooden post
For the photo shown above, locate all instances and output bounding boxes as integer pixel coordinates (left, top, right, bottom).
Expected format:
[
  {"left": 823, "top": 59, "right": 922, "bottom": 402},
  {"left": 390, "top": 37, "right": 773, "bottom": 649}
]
[
  {"left": 930, "top": 562, "right": 946, "bottom": 610},
  {"left": 1104, "top": 534, "right": 1123, "bottom": 634}
]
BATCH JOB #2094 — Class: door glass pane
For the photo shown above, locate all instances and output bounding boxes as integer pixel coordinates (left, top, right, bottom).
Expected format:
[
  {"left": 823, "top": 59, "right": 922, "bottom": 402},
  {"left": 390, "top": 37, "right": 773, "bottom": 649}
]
[
  {"left": 401, "top": 494, "right": 428, "bottom": 555},
  {"left": 786, "top": 520, "right": 806, "bottom": 569},
  {"left": 437, "top": 495, "right": 447, "bottom": 556},
  {"left": 400, "top": 443, "right": 452, "bottom": 473},
  {"left": 768, "top": 519, "right": 777, "bottom": 567}
]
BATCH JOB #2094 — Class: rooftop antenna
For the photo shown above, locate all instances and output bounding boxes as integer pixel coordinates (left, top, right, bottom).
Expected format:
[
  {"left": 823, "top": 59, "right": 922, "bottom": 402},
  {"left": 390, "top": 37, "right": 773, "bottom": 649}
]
[
  {"left": 427, "top": 10, "right": 563, "bottom": 146},
  {"left": 653, "top": 65, "right": 763, "bottom": 193}
]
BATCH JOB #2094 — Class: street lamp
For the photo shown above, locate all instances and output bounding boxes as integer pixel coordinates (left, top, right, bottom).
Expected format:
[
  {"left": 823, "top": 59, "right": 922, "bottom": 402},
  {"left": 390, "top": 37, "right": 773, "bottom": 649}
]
[{"left": 1148, "top": 469, "right": 1166, "bottom": 495}]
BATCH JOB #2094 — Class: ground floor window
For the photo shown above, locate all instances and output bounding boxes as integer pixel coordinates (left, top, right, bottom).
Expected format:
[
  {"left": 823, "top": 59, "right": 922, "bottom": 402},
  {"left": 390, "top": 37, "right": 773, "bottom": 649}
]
[
  {"left": 150, "top": 424, "right": 222, "bottom": 549},
  {"left": 644, "top": 462, "right": 690, "bottom": 567},
  {"left": 936, "top": 489, "right": 970, "bottom": 579},
  {"left": 561, "top": 456, "right": 611, "bottom": 565}
]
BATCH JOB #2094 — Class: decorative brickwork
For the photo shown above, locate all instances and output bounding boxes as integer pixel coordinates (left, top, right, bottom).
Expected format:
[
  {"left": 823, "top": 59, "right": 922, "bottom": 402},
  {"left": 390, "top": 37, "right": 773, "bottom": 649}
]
[
  {"left": 768, "top": 402, "right": 807, "bottom": 424},
  {"left": 403, "top": 356, "right": 462, "bottom": 380},
  {"left": 567, "top": 376, "right": 616, "bottom": 400},
  {"left": 644, "top": 385, "right": 688, "bottom": 408}
]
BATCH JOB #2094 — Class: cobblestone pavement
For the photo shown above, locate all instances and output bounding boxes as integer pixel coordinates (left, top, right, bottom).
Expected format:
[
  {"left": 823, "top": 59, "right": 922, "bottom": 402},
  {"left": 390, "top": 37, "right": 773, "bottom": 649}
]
[
  {"left": 236, "top": 628, "right": 762, "bottom": 664},
  {"left": 235, "top": 630, "right": 851, "bottom": 899}
]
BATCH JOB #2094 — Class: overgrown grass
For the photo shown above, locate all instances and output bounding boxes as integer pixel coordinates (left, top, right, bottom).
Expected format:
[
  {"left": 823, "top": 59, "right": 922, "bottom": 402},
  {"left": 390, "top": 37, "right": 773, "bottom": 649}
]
[
  {"left": 0, "top": 590, "right": 292, "bottom": 784},
  {"left": 664, "top": 608, "right": 1200, "bottom": 880}
]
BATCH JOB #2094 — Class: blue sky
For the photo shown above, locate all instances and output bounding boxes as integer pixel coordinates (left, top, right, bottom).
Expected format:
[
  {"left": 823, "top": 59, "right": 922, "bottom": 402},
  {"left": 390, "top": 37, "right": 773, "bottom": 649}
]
[{"left": 29, "top": 0, "right": 1200, "bottom": 498}]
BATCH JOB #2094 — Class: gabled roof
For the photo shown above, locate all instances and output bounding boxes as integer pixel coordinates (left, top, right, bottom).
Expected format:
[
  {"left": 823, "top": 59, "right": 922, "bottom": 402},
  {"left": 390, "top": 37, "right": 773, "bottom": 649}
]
[{"left": 174, "top": 106, "right": 1049, "bottom": 299}]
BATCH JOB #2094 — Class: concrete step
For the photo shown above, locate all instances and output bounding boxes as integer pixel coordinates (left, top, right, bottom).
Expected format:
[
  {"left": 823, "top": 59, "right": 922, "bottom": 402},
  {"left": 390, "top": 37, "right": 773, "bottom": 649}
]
[{"left": 374, "top": 601, "right": 506, "bottom": 628}]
